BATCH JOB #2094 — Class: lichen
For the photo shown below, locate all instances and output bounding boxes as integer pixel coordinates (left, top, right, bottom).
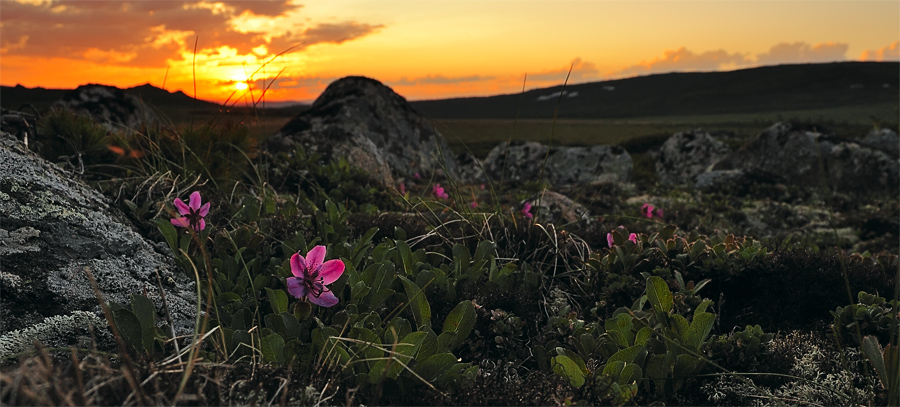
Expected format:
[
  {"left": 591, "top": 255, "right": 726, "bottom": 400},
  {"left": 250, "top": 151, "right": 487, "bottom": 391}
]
[
  {"left": 0, "top": 310, "right": 106, "bottom": 360},
  {"left": 0, "top": 226, "right": 41, "bottom": 255}
]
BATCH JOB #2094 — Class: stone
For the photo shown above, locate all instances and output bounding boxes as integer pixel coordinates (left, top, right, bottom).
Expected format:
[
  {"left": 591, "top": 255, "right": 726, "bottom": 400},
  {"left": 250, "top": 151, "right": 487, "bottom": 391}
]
[
  {"left": 265, "top": 76, "right": 458, "bottom": 187},
  {"left": 483, "top": 141, "right": 632, "bottom": 186},
  {"left": 860, "top": 127, "right": 899, "bottom": 158},
  {"left": 455, "top": 151, "right": 486, "bottom": 184},
  {"left": 53, "top": 84, "right": 159, "bottom": 131},
  {"left": 712, "top": 122, "right": 899, "bottom": 195},
  {"left": 525, "top": 190, "right": 592, "bottom": 225},
  {"left": 0, "top": 131, "right": 196, "bottom": 358},
  {"left": 656, "top": 129, "right": 730, "bottom": 185}
]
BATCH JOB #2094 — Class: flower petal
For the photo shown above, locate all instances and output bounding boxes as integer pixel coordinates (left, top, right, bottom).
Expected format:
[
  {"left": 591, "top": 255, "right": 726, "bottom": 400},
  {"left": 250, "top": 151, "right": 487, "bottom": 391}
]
[
  {"left": 607, "top": 233, "right": 614, "bottom": 248},
  {"left": 306, "top": 245, "right": 326, "bottom": 271},
  {"left": 286, "top": 277, "right": 308, "bottom": 299},
  {"left": 174, "top": 198, "right": 191, "bottom": 215},
  {"left": 309, "top": 289, "right": 339, "bottom": 307},
  {"left": 199, "top": 202, "right": 210, "bottom": 217},
  {"left": 290, "top": 253, "right": 307, "bottom": 277},
  {"left": 196, "top": 218, "right": 206, "bottom": 231},
  {"left": 318, "top": 259, "right": 345, "bottom": 285},
  {"left": 171, "top": 217, "right": 190, "bottom": 228},
  {"left": 628, "top": 233, "right": 638, "bottom": 244},
  {"left": 189, "top": 191, "right": 203, "bottom": 210}
]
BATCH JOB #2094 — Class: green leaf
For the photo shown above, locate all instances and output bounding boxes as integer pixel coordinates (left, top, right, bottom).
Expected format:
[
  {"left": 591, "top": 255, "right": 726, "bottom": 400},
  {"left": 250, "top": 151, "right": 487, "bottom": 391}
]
[
  {"left": 399, "top": 275, "right": 431, "bottom": 329},
  {"left": 380, "top": 331, "right": 428, "bottom": 380},
  {"left": 151, "top": 218, "right": 178, "bottom": 253},
  {"left": 440, "top": 300, "right": 476, "bottom": 351},
  {"left": 130, "top": 294, "right": 156, "bottom": 354},
  {"left": 607, "top": 344, "right": 644, "bottom": 365},
  {"left": 551, "top": 355, "right": 586, "bottom": 388},
  {"left": 266, "top": 288, "right": 288, "bottom": 314},
  {"left": 635, "top": 327, "right": 654, "bottom": 346},
  {"left": 417, "top": 331, "right": 440, "bottom": 361},
  {"left": 351, "top": 327, "right": 384, "bottom": 366},
  {"left": 619, "top": 364, "right": 642, "bottom": 386},
  {"left": 112, "top": 308, "right": 144, "bottom": 353},
  {"left": 281, "top": 312, "right": 302, "bottom": 340},
  {"left": 646, "top": 276, "right": 673, "bottom": 314},
  {"left": 414, "top": 352, "right": 457, "bottom": 382},
  {"left": 684, "top": 312, "right": 716, "bottom": 350},
  {"left": 862, "top": 336, "right": 888, "bottom": 386},
  {"left": 260, "top": 333, "right": 285, "bottom": 364}
]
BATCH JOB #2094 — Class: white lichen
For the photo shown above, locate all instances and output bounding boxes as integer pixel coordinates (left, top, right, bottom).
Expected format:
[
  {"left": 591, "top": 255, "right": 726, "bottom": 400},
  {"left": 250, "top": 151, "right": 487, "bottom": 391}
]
[{"left": 0, "top": 310, "right": 106, "bottom": 359}]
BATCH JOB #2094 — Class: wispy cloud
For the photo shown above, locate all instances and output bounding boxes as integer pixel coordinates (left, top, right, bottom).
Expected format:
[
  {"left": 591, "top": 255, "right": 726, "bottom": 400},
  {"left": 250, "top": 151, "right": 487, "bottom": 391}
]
[
  {"left": 755, "top": 41, "right": 848, "bottom": 65},
  {"left": 613, "top": 47, "right": 751, "bottom": 77},
  {"left": 526, "top": 58, "right": 600, "bottom": 84},
  {"left": 860, "top": 40, "right": 900, "bottom": 62}
]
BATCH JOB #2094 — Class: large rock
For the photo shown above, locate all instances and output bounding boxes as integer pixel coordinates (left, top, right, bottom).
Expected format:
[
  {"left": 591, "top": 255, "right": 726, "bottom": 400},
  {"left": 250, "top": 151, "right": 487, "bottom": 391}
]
[
  {"left": 656, "top": 129, "right": 730, "bottom": 185},
  {"left": 712, "top": 122, "right": 899, "bottom": 195},
  {"left": 483, "top": 141, "right": 632, "bottom": 186},
  {"left": 524, "top": 190, "right": 592, "bottom": 225},
  {"left": 53, "top": 84, "right": 159, "bottom": 131},
  {"left": 0, "top": 132, "right": 196, "bottom": 358},
  {"left": 266, "top": 76, "right": 458, "bottom": 186},
  {"left": 861, "top": 127, "right": 899, "bottom": 158}
]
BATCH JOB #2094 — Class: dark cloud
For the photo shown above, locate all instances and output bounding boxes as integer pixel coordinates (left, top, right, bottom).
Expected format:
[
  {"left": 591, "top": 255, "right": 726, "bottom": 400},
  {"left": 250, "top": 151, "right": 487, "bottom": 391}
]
[
  {"left": 756, "top": 41, "right": 848, "bottom": 65},
  {"left": 390, "top": 74, "right": 494, "bottom": 86},
  {"left": 0, "top": 0, "right": 378, "bottom": 68},
  {"left": 615, "top": 47, "right": 750, "bottom": 77}
]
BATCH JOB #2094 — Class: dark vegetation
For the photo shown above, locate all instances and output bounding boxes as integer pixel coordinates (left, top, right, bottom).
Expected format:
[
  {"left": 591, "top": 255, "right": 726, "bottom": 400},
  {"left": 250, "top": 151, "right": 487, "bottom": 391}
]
[{"left": 1, "top": 63, "right": 898, "bottom": 405}]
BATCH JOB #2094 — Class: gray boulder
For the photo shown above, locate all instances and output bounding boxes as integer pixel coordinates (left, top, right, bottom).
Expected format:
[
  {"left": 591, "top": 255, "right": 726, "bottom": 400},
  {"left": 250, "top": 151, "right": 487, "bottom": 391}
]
[
  {"left": 524, "top": 190, "right": 592, "bottom": 225},
  {"left": 712, "top": 122, "right": 899, "bottom": 194},
  {"left": 483, "top": 141, "right": 632, "bottom": 186},
  {"left": 266, "top": 76, "right": 458, "bottom": 187},
  {"left": 656, "top": 129, "right": 730, "bottom": 185},
  {"left": 53, "top": 84, "right": 159, "bottom": 131},
  {"left": 0, "top": 131, "right": 196, "bottom": 358},
  {"left": 860, "top": 128, "right": 899, "bottom": 158}
]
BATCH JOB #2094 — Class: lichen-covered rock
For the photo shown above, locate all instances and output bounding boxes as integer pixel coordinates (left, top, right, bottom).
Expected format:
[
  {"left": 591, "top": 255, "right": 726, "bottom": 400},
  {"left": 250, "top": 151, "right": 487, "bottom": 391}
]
[
  {"left": 860, "top": 127, "right": 899, "bottom": 158},
  {"left": 265, "top": 76, "right": 458, "bottom": 186},
  {"left": 53, "top": 84, "right": 159, "bottom": 131},
  {"left": 713, "top": 122, "right": 899, "bottom": 195},
  {"left": 656, "top": 129, "right": 730, "bottom": 185},
  {"left": 525, "top": 190, "right": 591, "bottom": 225},
  {"left": 483, "top": 141, "right": 631, "bottom": 186},
  {"left": 0, "top": 131, "right": 196, "bottom": 354}
]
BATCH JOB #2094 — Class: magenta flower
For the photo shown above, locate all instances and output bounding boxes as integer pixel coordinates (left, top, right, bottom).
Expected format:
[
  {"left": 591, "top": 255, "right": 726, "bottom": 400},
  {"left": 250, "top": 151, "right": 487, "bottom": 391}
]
[
  {"left": 607, "top": 232, "right": 614, "bottom": 248},
  {"left": 413, "top": 172, "right": 421, "bottom": 180},
  {"left": 628, "top": 233, "right": 638, "bottom": 244},
  {"left": 286, "top": 246, "right": 345, "bottom": 307},
  {"left": 470, "top": 201, "right": 478, "bottom": 208},
  {"left": 171, "top": 191, "right": 210, "bottom": 231},
  {"left": 642, "top": 203, "right": 664, "bottom": 219},
  {"left": 607, "top": 226, "right": 637, "bottom": 247},
  {"left": 432, "top": 183, "right": 449, "bottom": 199},
  {"left": 399, "top": 183, "right": 407, "bottom": 195},
  {"left": 521, "top": 202, "right": 533, "bottom": 219}
]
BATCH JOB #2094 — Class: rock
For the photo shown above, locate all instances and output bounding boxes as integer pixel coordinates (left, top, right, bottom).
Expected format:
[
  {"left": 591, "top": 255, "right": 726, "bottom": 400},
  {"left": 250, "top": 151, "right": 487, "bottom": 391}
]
[
  {"left": 0, "top": 108, "right": 38, "bottom": 147},
  {"left": 53, "top": 84, "right": 159, "bottom": 131},
  {"left": 860, "top": 128, "right": 899, "bottom": 157},
  {"left": 483, "top": 141, "right": 632, "bottom": 186},
  {"left": 266, "top": 76, "right": 458, "bottom": 187},
  {"left": 713, "top": 122, "right": 899, "bottom": 195},
  {"left": 455, "top": 151, "right": 486, "bottom": 184},
  {"left": 525, "top": 190, "right": 591, "bottom": 225},
  {"left": 0, "top": 131, "right": 196, "bottom": 358},
  {"left": 656, "top": 129, "right": 730, "bottom": 185}
]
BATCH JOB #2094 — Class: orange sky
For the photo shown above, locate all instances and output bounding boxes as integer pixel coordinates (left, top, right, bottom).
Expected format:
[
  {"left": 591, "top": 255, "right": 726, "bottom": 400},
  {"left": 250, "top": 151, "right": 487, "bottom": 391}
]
[{"left": 1, "top": 0, "right": 898, "bottom": 104}]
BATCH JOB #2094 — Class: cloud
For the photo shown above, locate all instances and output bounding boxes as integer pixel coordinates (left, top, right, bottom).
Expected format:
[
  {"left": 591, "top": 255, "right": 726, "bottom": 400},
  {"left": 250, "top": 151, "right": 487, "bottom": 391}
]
[
  {"left": 755, "top": 41, "right": 848, "bottom": 65},
  {"left": 526, "top": 58, "right": 600, "bottom": 84},
  {"left": 614, "top": 47, "right": 751, "bottom": 77},
  {"left": 0, "top": 0, "right": 380, "bottom": 68},
  {"left": 860, "top": 41, "right": 900, "bottom": 62},
  {"left": 390, "top": 75, "right": 495, "bottom": 86}
]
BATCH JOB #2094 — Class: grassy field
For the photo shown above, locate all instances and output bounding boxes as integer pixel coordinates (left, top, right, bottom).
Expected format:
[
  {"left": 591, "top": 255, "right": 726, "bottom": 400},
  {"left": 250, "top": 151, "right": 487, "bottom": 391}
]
[{"left": 428, "top": 102, "right": 896, "bottom": 158}]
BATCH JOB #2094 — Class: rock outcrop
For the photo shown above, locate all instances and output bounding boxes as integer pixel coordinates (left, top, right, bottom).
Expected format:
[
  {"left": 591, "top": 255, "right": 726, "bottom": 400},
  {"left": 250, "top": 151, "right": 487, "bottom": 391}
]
[
  {"left": 483, "top": 141, "right": 632, "bottom": 186},
  {"left": 0, "top": 131, "right": 196, "bottom": 357},
  {"left": 861, "top": 127, "right": 899, "bottom": 158},
  {"left": 266, "top": 76, "right": 458, "bottom": 186},
  {"left": 710, "top": 122, "right": 899, "bottom": 195},
  {"left": 53, "top": 84, "right": 159, "bottom": 131},
  {"left": 656, "top": 129, "right": 730, "bottom": 185},
  {"left": 524, "top": 190, "right": 592, "bottom": 225}
]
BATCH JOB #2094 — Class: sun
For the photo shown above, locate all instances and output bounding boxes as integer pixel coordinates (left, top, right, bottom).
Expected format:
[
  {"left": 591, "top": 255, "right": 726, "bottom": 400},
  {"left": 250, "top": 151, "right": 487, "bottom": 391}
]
[{"left": 234, "top": 81, "right": 248, "bottom": 91}]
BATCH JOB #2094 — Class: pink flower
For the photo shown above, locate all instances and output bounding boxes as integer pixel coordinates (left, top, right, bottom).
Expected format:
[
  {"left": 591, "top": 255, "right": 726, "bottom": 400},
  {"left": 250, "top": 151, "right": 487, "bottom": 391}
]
[
  {"left": 399, "top": 183, "right": 406, "bottom": 195},
  {"left": 286, "top": 246, "right": 345, "bottom": 307},
  {"left": 628, "top": 233, "right": 638, "bottom": 244},
  {"left": 607, "top": 232, "right": 615, "bottom": 248},
  {"left": 432, "top": 184, "right": 449, "bottom": 199},
  {"left": 480, "top": 184, "right": 485, "bottom": 190},
  {"left": 470, "top": 201, "right": 478, "bottom": 208},
  {"left": 607, "top": 226, "right": 637, "bottom": 247},
  {"left": 521, "top": 202, "right": 533, "bottom": 219},
  {"left": 642, "top": 203, "right": 663, "bottom": 219},
  {"left": 413, "top": 172, "right": 421, "bottom": 180},
  {"left": 171, "top": 191, "right": 210, "bottom": 231}
]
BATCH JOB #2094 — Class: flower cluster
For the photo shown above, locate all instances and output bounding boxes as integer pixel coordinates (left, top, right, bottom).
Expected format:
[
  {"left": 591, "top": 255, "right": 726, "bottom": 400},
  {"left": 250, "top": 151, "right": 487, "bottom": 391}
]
[
  {"left": 607, "top": 226, "right": 637, "bottom": 247},
  {"left": 642, "top": 203, "right": 664, "bottom": 219},
  {"left": 432, "top": 183, "right": 449, "bottom": 200},
  {"left": 171, "top": 191, "right": 210, "bottom": 231},
  {"left": 286, "top": 246, "right": 345, "bottom": 307},
  {"left": 521, "top": 202, "right": 533, "bottom": 219}
]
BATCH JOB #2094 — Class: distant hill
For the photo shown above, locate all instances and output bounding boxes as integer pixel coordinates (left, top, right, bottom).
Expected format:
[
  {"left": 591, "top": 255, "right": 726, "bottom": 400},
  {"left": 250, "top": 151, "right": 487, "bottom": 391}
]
[
  {"left": 409, "top": 62, "right": 900, "bottom": 119},
  {"left": 0, "top": 83, "right": 223, "bottom": 113}
]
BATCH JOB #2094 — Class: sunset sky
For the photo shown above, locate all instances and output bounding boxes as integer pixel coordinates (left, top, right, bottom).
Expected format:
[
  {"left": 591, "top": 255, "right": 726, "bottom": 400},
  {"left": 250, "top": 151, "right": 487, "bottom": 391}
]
[{"left": 1, "top": 0, "right": 898, "bottom": 104}]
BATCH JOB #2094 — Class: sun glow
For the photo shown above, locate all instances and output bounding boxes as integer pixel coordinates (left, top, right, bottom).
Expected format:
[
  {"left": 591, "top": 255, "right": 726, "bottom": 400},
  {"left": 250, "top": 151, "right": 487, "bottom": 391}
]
[{"left": 234, "top": 81, "right": 248, "bottom": 91}]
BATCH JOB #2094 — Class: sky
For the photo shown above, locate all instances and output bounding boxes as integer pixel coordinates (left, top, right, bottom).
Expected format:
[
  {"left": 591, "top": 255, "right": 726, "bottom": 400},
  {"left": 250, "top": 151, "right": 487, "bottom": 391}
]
[{"left": 1, "top": 0, "right": 898, "bottom": 104}]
